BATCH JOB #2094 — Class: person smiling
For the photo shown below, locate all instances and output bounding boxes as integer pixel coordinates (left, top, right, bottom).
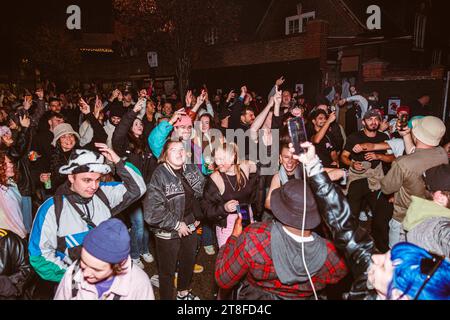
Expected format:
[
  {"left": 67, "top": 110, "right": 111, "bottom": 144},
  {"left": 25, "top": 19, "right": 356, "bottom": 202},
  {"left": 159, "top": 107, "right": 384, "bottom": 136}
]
[
  {"left": 144, "top": 140, "right": 205, "bottom": 300},
  {"left": 29, "top": 144, "right": 146, "bottom": 287}
]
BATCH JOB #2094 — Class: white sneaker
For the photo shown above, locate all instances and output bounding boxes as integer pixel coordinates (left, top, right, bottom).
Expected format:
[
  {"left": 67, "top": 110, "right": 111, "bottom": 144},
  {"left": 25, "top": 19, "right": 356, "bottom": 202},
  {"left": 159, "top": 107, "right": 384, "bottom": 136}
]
[
  {"left": 141, "top": 253, "right": 154, "bottom": 263},
  {"left": 132, "top": 258, "right": 145, "bottom": 269},
  {"left": 150, "top": 274, "right": 159, "bottom": 288},
  {"left": 204, "top": 245, "right": 216, "bottom": 256},
  {"left": 177, "top": 292, "right": 200, "bottom": 300}
]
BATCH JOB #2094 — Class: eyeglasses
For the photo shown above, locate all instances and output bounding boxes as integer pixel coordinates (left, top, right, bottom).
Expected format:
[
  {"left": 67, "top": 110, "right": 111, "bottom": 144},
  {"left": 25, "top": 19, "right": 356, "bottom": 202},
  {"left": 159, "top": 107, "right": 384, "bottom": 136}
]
[{"left": 413, "top": 252, "right": 444, "bottom": 300}]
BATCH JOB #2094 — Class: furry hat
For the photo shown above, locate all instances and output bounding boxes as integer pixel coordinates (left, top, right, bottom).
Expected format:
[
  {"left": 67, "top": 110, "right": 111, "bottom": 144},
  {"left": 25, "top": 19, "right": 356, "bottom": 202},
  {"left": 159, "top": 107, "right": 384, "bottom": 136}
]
[{"left": 59, "top": 149, "right": 111, "bottom": 175}]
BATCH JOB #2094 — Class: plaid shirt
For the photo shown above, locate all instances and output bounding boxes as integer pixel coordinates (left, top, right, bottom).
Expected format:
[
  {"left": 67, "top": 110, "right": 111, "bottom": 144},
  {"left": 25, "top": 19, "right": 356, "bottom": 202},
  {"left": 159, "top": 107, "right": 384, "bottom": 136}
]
[{"left": 215, "top": 222, "right": 348, "bottom": 299}]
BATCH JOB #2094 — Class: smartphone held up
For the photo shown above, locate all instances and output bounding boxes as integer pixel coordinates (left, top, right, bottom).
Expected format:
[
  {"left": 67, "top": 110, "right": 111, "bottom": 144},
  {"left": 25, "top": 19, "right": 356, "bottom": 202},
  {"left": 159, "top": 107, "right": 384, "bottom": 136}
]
[{"left": 288, "top": 117, "right": 308, "bottom": 155}]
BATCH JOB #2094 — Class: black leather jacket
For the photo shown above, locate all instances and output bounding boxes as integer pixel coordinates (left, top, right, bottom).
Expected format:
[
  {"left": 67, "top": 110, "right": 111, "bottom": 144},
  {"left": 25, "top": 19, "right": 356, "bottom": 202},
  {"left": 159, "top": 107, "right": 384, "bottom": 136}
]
[
  {"left": 308, "top": 171, "right": 377, "bottom": 300},
  {"left": 0, "top": 230, "right": 35, "bottom": 299}
]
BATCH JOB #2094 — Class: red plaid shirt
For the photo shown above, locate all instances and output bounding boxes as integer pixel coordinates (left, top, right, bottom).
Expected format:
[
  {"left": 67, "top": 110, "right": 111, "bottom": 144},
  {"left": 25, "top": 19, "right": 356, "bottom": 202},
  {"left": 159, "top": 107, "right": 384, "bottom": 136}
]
[{"left": 215, "top": 222, "right": 348, "bottom": 299}]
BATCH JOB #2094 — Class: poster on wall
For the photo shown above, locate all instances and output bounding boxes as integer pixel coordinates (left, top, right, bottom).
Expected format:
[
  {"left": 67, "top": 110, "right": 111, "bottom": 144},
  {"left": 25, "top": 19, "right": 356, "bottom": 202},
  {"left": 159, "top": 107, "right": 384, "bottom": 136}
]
[
  {"left": 295, "top": 84, "right": 304, "bottom": 95},
  {"left": 388, "top": 97, "right": 401, "bottom": 116}
]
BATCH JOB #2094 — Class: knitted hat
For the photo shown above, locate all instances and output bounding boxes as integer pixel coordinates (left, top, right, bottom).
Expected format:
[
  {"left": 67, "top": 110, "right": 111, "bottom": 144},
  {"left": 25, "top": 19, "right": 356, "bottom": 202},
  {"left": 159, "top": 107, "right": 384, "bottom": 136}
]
[
  {"left": 412, "top": 116, "right": 446, "bottom": 147},
  {"left": 83, "top": 219, "right": 130, "bottom": 264},
  {"left": 0, "top": 126, "right": 12, "bottom": 139},
  {"left": 396, "top": 106, "right": 411, "bottom": 115},
  {"left": 52, "top": 123, "right": 80, "bottom": 147},
  {"left": 109, "top": 101, "right": 126, "bottom": 119}
]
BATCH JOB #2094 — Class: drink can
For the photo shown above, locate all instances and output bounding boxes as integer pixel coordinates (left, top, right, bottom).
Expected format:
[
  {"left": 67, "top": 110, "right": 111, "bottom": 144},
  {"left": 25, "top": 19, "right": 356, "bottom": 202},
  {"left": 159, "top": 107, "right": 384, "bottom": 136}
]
[{"left": 44, "top": 179, "right": 52, "bottom": 190}]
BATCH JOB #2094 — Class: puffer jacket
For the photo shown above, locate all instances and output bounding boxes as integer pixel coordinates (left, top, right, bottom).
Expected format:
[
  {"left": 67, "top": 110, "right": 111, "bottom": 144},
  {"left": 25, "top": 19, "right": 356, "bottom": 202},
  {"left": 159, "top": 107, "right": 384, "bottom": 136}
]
[
  {"left": 143, "top": 163, "right": 205, "bottom": 240},
  {"left": 307, "top": 162, "right": 377, "bottom": 300},
  {"left": 0, "top": 229, "right": 35, "bottom": 299}
]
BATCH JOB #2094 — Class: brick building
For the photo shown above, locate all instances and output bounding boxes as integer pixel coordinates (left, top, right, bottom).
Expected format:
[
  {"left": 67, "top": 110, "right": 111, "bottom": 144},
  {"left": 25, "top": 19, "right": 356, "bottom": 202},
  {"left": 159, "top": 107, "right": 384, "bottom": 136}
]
[{"left": 75, "top": 0, "right": 450, "bottom": 118}]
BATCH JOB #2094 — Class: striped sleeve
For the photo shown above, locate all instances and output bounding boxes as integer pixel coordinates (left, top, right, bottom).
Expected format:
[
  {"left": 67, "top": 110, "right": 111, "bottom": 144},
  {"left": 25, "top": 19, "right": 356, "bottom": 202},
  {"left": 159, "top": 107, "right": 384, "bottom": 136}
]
[{"left": 28, "top": 198, "right": 69, "bottom": 283}]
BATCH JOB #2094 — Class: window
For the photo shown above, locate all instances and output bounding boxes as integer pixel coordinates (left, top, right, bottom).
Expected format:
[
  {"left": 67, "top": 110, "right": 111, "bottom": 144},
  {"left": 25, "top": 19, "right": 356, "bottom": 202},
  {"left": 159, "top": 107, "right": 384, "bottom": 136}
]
[
  {"left": 413, "top": 5, "right": 427, "bottom": 50},
  {"left": 432, "top": 49, "right": 442, "bottom": 65},
  {"left": 204, "top": 28, "right": 218, "bottom": 46},
  {"left": 285, "top": 11, "right": 315, "bottom": 35}
]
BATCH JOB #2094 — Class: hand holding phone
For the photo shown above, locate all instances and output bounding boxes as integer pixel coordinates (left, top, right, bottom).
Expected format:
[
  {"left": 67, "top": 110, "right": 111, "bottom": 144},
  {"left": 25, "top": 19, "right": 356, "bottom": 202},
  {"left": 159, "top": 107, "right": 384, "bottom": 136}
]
[
  {"left": 288, "top": 117, "right": 308, "bottom": 155},
  {"left": 236, "top": 204, "right": 251, "bottom": 228}
]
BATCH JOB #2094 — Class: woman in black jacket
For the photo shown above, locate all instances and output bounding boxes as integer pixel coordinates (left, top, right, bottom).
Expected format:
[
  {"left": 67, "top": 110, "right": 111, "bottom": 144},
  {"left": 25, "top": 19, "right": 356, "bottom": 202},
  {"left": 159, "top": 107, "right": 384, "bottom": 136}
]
[
  {"left": 143, "top": 140, "right": 205, "bottom": 300},
  {"left": 112, "top": 99, "right": 157, "bottom": 269}
]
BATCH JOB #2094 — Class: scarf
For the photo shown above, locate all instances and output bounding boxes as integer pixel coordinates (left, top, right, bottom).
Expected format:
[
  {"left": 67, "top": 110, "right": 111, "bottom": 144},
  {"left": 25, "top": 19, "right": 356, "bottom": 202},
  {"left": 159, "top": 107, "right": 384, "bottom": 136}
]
[
  {"left": 271, "top": 221, "right": 327, "bottom": 285},
  {"left": 279, "top": 165, "right": 303, "bottom": 185}
]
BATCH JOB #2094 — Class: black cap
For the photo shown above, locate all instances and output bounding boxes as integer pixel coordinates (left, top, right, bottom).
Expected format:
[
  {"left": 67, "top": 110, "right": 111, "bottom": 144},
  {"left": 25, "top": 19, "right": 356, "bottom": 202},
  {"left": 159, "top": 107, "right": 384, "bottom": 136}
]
[{"left": 423, "top": 164, "right": 450, "bottom": 192}]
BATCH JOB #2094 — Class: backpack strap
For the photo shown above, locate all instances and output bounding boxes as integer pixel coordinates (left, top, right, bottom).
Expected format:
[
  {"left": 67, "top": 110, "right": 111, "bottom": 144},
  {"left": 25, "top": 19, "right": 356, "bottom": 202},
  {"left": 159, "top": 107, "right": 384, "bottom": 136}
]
[
  {"left": 95, "top": 188, "right": 111, "bottom": 211},
  {"left": 54, "top": 195, "right": 64, "bottom": 229}
]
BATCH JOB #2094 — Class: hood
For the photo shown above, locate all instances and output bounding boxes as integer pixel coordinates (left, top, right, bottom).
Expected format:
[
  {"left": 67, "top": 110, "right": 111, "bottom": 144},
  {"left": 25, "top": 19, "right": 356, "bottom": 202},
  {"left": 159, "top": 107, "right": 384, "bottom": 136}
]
[{"left": 403, "top": 196, "right": 450, "bottom": 231}]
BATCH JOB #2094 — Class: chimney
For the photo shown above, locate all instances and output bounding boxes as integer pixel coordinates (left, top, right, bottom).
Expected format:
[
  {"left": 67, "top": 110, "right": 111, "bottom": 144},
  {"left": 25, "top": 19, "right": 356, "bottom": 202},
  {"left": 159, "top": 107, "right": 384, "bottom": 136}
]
[{"left": 297, "top": 3, "right": 303, "bottom": 15}]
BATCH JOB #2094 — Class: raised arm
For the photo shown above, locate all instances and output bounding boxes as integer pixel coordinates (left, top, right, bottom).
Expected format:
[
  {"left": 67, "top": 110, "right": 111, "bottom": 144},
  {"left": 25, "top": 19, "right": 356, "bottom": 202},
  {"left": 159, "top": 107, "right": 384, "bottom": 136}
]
[
  {"left": 293, "top": 142, "right": 375, "bottom": 300},
  {"left": 249, "top": 97, "right": 275, "bottom": 142}
]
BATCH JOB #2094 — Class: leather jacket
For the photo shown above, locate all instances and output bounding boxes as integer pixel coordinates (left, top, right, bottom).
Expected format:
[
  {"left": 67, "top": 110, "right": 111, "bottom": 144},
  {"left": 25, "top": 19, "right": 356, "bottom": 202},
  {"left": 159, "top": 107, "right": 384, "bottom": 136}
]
[
  {"left": 308, "top": 171, "right": 378, "bottom": 300},
  {"left": 0, "top": 229, "right": 35, "bottom": 299}
]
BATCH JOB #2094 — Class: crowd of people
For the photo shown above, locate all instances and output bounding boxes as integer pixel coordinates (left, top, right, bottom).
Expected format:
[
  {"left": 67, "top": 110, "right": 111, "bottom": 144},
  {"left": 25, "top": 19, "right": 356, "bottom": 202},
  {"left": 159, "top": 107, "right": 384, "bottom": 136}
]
[{"left": 0, "top": 75, "right": 449, "bottom": 301}]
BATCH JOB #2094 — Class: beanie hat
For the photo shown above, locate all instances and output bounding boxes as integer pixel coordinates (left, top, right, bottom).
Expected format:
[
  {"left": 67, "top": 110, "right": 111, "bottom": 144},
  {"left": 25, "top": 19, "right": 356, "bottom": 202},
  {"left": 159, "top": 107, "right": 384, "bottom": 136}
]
[
  {"left": 174, "top": 115, "right": 193, "bottom": 128},
  {"left": 83, "top": 219, "right": 130, "bottom": 264},
  {"left": 396, "top": 106, "right": 411, "bottom": 115},
  {"left": 109, "top": 101, "right": 126, "bottom": 119},
  {"left": 0, "top": 126, "right": 12, "bottom": 140},
  {"left": 423, "top": 164, "right": 450, "bottom": 192}
]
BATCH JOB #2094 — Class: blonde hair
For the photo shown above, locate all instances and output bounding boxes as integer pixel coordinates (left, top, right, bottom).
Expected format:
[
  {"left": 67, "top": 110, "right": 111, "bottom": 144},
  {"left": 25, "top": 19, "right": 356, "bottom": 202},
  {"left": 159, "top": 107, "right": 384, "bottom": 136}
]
[{"left": 215, "top": 143, "right": 246, "bottom": 191}]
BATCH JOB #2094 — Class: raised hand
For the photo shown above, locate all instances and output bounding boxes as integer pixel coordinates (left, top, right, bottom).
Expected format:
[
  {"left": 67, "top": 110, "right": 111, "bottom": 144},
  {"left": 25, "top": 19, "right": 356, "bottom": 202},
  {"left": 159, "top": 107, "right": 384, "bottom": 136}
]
[
  {"left": 327, "top": 112, "right": 337, "bottom": 124},
  {"left": 79, "top": 97, "right": 90, "bottom": 115},
  {"left": 95, "top": 143, "right": 120, "bottom": 164},
  {"left": 185, "top": 90, "right": 193, "bottom": 107},
  {"left": 23, "top": 97, "right": 32, "bottom": 110},
  {"left": 19, "top": 115, "right": 31, "bottom": 128},
  {"left": 274, "top": 89, "right": 282, "bottom": 106},
  {"left": 275, "top": 76, "right": 285, "bottom": 88},
  {"left": 133, "top": 98, "right": 146, "bottom": 113},
  {"left": 169, "top": 108, "right": 186, "bottom": 125},
  {"left": 289, "top": 142, "right": 317, "bottom": 166},
  {"left": 226, "top": 90, "right": 236, "bottom": 103},
  {"left": 240, "top": 86, "right": 248, "bottom": 98}
]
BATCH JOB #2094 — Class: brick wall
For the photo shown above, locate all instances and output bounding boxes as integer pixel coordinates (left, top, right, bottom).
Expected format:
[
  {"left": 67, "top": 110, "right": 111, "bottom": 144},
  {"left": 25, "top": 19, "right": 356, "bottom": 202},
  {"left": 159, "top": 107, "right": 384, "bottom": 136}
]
[{"left": 195, "top": 20, "right": 329, "bottom": 70}]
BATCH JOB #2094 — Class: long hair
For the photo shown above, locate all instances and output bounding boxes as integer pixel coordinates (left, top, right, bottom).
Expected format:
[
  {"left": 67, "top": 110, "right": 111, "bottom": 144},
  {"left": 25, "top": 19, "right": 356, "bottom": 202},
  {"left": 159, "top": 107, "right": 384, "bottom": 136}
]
[
  {"left": 214, "top": 143, "right": 246, "bottom": 191},
  {"left": 388, "top": 242, "right": 450, "bottom": 300},
  {"left": 0, "top": 152, "right": 18, "bottom": 186},
  {"left": 127, "top": 119, "right": 146, "bottom": 155}
]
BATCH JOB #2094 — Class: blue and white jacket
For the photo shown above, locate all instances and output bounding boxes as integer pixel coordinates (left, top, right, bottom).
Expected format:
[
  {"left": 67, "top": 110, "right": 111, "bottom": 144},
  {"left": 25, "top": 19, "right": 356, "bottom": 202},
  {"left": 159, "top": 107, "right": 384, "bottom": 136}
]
[{"left": 28, "top": 161, "right": 146, "bottom": 283}]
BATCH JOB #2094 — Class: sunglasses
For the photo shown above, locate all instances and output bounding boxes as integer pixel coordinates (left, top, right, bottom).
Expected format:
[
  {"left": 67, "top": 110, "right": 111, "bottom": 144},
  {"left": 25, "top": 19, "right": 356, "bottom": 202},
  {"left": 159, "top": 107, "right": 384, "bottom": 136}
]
[{"left": 413, "top": 252, "right": 444, "bottom": 300}]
